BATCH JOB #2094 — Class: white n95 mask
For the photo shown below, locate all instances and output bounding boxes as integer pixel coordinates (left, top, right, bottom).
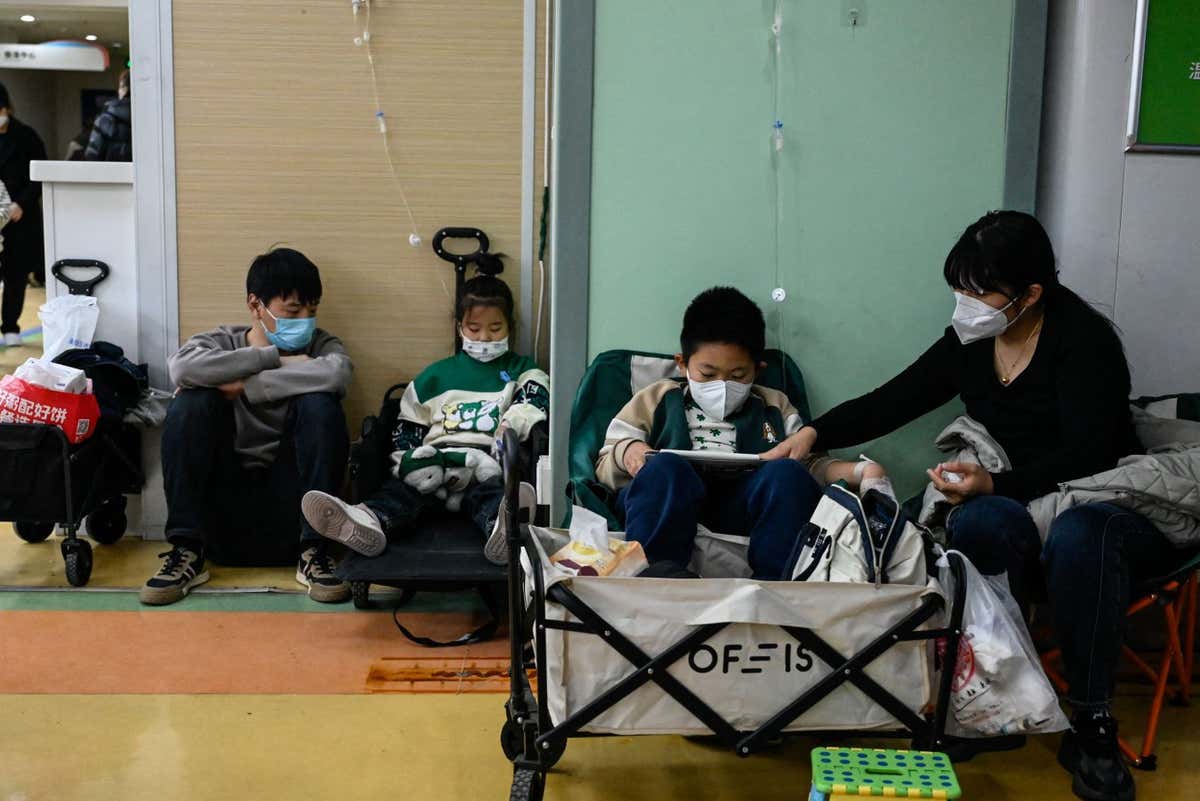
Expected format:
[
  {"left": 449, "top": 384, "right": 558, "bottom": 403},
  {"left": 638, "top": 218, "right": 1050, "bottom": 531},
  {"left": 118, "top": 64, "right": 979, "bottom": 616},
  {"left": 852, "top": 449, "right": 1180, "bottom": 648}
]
[
  {"left": 688, "top": 378, "right": 752, "bottom": 422},
  {"left": 461, "top": 334, "right": 509, "bottom": 363},
  {"left": 950, "top": 293, "right": 1023, "bottom": 345}
]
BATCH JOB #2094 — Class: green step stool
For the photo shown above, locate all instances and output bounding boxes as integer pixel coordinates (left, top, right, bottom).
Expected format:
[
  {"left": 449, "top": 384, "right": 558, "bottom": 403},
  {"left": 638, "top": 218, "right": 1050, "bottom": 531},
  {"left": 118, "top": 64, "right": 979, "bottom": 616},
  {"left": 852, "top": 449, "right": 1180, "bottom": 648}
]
[{"left": 809, "top": 747, "right": 962, "bottom": 799}]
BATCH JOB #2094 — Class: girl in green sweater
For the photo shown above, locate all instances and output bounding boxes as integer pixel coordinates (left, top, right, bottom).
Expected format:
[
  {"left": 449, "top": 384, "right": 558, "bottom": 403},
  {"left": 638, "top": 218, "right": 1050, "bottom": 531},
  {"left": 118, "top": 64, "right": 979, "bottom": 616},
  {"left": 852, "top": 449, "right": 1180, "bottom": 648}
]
[{"left": 302, "top": 276, "right": 548, "bottom": 565}]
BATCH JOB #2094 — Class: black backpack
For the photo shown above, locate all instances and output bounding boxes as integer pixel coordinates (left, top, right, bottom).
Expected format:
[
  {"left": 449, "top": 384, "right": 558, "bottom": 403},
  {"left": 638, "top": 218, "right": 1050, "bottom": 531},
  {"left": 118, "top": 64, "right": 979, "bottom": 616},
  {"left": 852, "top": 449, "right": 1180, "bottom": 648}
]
[{"left": 53, "top": 341, "right": 148, "bottom": 421}]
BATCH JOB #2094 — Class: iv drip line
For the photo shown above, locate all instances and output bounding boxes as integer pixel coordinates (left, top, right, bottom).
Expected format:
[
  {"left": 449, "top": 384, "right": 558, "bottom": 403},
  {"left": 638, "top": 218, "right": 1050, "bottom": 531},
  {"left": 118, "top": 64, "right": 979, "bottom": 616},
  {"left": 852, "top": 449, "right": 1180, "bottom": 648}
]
[{"left": 352, "top": 0, "right": 423, "bottom": 248}]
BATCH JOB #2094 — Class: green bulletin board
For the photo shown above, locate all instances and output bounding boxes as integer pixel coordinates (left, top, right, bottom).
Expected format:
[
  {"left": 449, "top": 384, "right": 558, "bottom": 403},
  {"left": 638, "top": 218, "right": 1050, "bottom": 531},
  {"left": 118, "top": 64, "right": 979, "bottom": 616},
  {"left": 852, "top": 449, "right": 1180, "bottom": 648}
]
[{"left": 1127, "top": 0, "right": 1200, "bottom": 152}]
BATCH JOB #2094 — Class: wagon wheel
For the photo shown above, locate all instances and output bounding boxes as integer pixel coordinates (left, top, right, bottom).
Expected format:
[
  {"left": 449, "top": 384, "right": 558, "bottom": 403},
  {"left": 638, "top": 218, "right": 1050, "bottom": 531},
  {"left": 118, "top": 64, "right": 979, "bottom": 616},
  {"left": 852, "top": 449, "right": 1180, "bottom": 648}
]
[{"left": 509, "top": 768, "right": 544, "bottom": 801}]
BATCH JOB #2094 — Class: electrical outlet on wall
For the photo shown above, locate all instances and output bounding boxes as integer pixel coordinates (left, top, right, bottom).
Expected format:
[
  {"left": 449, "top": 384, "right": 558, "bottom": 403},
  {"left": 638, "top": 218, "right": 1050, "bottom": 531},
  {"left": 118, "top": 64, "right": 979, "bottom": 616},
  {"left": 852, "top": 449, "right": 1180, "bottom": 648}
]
[{"left": 841, "top": 0, "right": 867, "bottom": 28}]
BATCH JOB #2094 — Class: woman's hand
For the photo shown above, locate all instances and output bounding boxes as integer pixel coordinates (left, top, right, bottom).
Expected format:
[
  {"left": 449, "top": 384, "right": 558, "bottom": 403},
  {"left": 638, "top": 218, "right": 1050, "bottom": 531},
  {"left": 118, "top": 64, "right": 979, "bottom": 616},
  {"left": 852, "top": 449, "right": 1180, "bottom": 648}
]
[
  {"left": 927, "top": 461, "right": 994, "bottom": 505},
  {"left": 623, "top": 441, "right": 654, "bottom": 477},
  {"left": 761, "top": 426, "right": 818, "bottom": 461},
  {"left": 8, "top": 203, "right": 22, "bottom": 223}
]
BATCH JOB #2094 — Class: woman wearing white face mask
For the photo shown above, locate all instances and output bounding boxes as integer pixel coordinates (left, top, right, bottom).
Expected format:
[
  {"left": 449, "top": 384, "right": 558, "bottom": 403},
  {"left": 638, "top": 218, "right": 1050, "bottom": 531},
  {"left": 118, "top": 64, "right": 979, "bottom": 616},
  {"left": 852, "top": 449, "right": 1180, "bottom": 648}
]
[
  {"left": 788, "top": 211, "right": 1173, "bottom": 801},
  {"left": 593, "top": 287, "right": 890, "bottom": 581}
]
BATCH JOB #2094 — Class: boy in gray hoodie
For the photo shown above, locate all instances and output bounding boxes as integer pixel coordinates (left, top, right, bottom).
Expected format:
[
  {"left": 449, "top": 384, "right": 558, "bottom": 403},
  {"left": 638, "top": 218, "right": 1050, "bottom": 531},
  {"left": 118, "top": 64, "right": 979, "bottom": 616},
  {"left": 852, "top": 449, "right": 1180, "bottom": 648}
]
[{"left": 140, "top": 248, "right": 353, "bottom": 605}]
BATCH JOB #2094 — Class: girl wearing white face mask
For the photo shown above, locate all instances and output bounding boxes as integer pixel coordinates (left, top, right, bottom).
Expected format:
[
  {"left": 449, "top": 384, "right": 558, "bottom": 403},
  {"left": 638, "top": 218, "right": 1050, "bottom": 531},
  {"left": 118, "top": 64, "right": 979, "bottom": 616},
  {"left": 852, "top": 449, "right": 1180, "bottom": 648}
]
[
  {"left": 785, "top": 211, "right": 1164, "bottom": 799},
  {"left": 303, "top": 274, "right": 549, "bottom": 568},
  {"left": 593, "top": 287, "right": 892, "bottom": 581}
]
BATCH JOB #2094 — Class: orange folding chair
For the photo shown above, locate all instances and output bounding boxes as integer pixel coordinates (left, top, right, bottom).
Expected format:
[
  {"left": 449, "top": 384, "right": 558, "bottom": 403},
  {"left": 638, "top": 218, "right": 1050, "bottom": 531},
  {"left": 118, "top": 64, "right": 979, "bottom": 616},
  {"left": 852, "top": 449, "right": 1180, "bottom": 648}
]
[{"left": 1041, "top": 552, "right": 1200, "bottom": 770}]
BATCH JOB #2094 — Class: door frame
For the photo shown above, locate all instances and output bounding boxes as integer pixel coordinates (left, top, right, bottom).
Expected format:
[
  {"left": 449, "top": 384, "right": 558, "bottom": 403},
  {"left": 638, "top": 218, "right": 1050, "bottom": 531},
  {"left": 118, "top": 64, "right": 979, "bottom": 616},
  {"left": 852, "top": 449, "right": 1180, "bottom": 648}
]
[{"left": 129, "top": 0, "right": 178, "bottom": 389}]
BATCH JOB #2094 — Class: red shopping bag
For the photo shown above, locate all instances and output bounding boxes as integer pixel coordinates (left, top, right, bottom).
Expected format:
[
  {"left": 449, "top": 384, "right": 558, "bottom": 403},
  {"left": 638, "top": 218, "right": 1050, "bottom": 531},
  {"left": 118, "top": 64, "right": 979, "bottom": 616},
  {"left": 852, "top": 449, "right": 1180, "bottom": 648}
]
[{"left": 0, "top": 375, "right": 101, "bottom": 444}]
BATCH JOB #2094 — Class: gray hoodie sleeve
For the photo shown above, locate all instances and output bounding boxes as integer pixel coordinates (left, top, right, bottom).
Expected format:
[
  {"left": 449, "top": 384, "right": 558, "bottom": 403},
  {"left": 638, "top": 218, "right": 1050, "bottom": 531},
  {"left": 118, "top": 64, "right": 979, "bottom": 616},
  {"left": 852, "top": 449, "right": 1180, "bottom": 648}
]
[
  {"left": 242, "top": 334, "right": 354, "bottom": 404},
  {"left": 169, "top": 330, "right": 280, "bottom": 389}
]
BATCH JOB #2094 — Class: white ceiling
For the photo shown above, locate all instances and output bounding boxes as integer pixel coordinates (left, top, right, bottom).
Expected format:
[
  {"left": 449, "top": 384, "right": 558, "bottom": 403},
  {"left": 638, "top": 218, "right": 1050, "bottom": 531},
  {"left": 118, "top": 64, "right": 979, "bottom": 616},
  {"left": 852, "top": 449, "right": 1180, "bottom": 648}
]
[{"left": 0, "top": 3, "right": 128, "bottom": 46}]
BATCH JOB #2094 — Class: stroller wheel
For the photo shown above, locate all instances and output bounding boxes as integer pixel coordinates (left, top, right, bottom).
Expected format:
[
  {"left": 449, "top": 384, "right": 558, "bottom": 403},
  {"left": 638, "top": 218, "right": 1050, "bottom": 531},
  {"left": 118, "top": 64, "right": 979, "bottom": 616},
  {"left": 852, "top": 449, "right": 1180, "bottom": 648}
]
[
  {"left": 86, "top": 501, "right": 128, "bottom": 545},
  {"left": 351, "top": 581, "right": 372, "bottom": 610},
  {"left": 63, "top": 540, "right": 94, "bottom": 587},
  {"left": 509, "top": 768, "right": 544, "bottom": 801},
  {"left": 14, "top": 521, "right": 55, "bottom": 543},
  {"left": 500, "top": 719, "right": 523, "bottom": 762}
]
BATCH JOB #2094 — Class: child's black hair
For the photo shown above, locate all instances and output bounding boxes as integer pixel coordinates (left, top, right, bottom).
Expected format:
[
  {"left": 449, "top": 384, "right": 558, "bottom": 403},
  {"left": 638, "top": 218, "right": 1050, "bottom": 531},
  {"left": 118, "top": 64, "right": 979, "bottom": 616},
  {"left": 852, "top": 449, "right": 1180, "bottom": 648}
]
[
  {"left": 458, "top": 274, "right": 515, "bottom": 329},
  {"left": 246, "top": 248, "right": 323, "bottom": 306},
  {"left": 680, "top": 286, "right": 765, "bottom": 362}
]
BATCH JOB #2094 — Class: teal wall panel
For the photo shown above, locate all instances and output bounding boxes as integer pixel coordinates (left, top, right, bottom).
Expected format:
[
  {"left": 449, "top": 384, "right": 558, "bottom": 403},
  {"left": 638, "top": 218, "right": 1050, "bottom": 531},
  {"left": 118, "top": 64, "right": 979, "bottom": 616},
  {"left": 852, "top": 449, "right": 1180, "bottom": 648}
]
[{"left": 588, "top": 0, "right": 1017, "bottom": 497}]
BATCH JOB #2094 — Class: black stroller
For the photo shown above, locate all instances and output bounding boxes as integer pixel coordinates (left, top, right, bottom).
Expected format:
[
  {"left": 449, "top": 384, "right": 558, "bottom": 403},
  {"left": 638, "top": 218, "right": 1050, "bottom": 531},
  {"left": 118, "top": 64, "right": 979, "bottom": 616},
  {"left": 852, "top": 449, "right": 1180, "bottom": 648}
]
[
  {"left": 1, "top": 261, "right": 145, "bottom": 586},
  {"left": 1, "top": 419, "right": 142, "bottom": 586},
  {"left": 337, "top": 228, "right": 546, "bottom": 646}
]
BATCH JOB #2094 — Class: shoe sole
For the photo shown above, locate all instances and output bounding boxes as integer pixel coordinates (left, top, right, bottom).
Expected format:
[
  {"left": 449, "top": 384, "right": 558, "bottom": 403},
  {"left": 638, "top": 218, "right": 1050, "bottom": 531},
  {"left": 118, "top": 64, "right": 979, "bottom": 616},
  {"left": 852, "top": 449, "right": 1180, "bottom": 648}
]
[
  {"left": 295, "top": 568, "right": 351, "bottom": 604},
  {"left": 484, "top": 482, "right": 536, "bottom": 566},
  {"left": 301, "top": 491, "right": 387, "bottom": 557},
  {"left": 139, "top": 570, "right": 211, "bottom": 606}
]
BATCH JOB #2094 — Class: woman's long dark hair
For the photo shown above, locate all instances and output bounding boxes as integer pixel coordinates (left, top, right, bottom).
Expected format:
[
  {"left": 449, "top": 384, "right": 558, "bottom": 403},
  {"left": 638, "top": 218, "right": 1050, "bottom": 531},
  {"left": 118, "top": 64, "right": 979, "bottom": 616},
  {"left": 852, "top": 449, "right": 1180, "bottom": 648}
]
[{"left": 943, "top": 210, "right": 1118, "bottom": 331}]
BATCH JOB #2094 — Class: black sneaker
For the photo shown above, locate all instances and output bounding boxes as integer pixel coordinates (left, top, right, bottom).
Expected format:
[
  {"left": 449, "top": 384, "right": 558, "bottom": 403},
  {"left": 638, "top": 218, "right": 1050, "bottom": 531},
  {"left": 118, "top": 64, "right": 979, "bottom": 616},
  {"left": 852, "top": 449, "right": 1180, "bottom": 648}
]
[
  {"left": 140, "top": 545, "right": 209, "bottom": 606},
  {"left": 1057, "top": 712, "right": 1135, "bottom": 801},
  {"left": 296, "top": 545, "right": 350, "bottom": 603}
]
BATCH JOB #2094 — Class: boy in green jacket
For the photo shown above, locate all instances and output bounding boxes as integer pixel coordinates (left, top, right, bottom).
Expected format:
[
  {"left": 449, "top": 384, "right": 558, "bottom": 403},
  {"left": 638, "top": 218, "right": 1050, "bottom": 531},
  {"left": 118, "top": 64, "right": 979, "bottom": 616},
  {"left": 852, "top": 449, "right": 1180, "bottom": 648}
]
[{"left": 596, "top": 287, "right": 889, "bottom": 579}]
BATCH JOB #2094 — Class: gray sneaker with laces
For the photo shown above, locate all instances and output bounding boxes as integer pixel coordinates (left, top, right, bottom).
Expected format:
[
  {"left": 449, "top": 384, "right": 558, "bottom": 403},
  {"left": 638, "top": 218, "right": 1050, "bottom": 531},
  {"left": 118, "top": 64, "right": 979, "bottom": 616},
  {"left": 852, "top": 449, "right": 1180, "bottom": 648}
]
[
  {"left": 140, "top": 545, "right": 210, "bottom": 606},
  {"left": 296, "top": 545, "right": 351, "bottom": 603}
]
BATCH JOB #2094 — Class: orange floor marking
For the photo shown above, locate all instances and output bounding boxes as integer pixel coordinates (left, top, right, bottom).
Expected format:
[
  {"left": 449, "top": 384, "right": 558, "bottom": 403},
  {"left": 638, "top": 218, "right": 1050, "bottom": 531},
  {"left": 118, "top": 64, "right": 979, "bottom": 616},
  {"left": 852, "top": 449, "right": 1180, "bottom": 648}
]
[
  {"left": 366, "top": 656, "right": 536, "bottom": 693},
  {"left": 0, "top": 609, "right": 507, "bottom": 694}
]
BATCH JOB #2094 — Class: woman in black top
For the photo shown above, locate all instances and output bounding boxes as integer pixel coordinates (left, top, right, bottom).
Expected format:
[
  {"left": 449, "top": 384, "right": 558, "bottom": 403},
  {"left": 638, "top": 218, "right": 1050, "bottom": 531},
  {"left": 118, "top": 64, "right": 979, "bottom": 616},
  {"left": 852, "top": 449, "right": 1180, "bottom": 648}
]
[{"left": 778, "top": 212, "right": 1175, "bottom": 801}]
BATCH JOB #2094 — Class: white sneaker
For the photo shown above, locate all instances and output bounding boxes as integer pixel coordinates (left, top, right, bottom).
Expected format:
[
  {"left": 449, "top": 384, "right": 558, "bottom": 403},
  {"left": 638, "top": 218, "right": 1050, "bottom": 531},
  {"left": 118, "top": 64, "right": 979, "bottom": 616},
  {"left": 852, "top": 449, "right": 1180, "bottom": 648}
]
[
  {"left": 300, "top": 491, "right": 387, "bottom": 557},
  {"left": 3, "top": 333, "right": 22, "bottom": 347},
  {"left": 484, "top": 481, "right": 537, "bottom": 566}
]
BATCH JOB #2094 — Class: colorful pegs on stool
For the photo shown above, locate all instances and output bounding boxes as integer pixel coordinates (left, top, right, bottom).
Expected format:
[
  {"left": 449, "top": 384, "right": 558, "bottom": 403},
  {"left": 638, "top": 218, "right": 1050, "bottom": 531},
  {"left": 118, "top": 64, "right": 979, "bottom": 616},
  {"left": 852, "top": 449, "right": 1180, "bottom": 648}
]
[{"left": 809, "top": 747, "right": 962, "bottom": 800}]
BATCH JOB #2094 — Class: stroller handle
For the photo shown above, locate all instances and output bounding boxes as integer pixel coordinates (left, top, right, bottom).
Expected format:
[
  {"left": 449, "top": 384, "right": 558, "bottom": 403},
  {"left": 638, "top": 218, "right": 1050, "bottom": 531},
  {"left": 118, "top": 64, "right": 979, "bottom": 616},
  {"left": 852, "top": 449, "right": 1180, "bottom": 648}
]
[
  {"left": 51, "top": 260, "right": 111, "bottom": 296},
  {"left": 432, "top": 227, "right": 490, "bottom": 269}
]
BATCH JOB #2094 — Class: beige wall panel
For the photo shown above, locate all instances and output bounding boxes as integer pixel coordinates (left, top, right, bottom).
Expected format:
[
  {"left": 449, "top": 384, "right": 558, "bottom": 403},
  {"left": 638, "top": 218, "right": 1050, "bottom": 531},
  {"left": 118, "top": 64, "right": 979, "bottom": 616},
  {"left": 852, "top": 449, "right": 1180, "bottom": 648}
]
[{"left": 174, "top": 0, "right": 526, "bottom": 424}]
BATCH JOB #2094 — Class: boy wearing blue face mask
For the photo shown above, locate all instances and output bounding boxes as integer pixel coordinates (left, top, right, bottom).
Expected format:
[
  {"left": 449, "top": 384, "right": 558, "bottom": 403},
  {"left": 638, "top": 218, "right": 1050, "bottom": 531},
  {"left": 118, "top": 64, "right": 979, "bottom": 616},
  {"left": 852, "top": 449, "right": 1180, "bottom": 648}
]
[
  {"left": 141, "top": 248, "right": 353, "bottom": 606},
  {"left": 301, "top": 274, "right": 549, "bottom": 566},
  {"left": 595, "top": 287, "right": 891, "bottom": 580}
]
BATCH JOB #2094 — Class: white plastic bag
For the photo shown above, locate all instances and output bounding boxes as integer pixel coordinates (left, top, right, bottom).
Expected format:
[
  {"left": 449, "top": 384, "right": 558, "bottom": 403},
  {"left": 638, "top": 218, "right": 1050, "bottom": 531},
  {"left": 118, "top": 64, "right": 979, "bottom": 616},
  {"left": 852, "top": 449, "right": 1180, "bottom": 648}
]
[
  {"left": 13, "top": 358, "right": 88, "bottom": 394},
  {"left": 38, "top": 295, "right": 99, "bottom": 361},
  {"left": 938, "top": 549, "right": 1069, "bottom": 737}
]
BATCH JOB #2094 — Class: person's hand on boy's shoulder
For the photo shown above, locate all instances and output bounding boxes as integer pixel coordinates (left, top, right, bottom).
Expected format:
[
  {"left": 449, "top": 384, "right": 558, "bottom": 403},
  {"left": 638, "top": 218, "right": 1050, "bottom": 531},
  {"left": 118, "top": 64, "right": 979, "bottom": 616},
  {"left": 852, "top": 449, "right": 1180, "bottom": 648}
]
[
  {"left": 623, "top": 441, "right": 654, "bottom": 477},
  {"left": 760, "top": 426, "right": 818, "bottom": 462}
]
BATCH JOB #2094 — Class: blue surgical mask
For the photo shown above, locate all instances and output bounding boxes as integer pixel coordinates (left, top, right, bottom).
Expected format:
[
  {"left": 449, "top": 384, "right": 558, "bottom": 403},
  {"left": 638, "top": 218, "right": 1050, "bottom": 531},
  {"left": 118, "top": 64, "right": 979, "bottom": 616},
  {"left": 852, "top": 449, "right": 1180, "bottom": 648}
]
[{"left": 261, "top": 307, "right": 317, "bottom": 352}]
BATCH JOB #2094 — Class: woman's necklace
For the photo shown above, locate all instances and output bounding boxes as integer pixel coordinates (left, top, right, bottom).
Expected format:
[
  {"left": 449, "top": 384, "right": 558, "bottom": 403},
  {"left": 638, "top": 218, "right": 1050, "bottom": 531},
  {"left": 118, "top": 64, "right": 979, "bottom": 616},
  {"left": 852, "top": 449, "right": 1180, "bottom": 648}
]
[{"left": 997, "top": 317, "right": 1044, "bottom": 385}]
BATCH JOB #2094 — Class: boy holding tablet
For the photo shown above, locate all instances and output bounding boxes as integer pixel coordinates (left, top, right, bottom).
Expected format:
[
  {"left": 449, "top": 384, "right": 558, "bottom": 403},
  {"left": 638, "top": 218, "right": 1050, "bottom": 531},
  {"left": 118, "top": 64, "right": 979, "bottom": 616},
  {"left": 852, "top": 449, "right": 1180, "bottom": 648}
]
[{"left": 595, "top": 287, "right": 890, "bottom": 579}]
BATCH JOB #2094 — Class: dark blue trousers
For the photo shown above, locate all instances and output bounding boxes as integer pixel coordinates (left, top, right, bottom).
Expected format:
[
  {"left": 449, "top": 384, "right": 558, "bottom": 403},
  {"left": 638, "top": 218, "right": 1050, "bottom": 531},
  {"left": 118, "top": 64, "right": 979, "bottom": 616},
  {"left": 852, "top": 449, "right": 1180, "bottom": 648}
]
[
  {"left": 947, "top": 496, "right": 1184, "bottom": 709},
  {"left": 618, "top": 452, "right": 822, "bottom": 580},
  {"left": 162, "top": 389, "right": 348, "bottom": 562}
]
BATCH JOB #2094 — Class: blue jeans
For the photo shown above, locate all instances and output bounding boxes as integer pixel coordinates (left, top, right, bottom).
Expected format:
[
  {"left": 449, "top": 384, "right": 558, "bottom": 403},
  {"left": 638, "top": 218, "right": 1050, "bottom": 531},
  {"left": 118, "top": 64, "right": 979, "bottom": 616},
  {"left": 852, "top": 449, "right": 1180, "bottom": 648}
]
[
  {"left": 162, "top": 389, "right": 348, "bottom": 562},
  {"left": 618, "top": 453, "right": 822, "bottom": 580},
  {"left": 947, "top": 496, "right": 1181, "bottom": 709}
]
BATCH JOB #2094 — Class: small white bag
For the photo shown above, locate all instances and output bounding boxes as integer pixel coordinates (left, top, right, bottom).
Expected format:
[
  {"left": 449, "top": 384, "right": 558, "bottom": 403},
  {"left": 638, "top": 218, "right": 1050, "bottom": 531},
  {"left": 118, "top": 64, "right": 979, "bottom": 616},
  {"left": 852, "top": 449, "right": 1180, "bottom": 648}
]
[
  {"left": 937, "top": 550, "right": 1069, "bottom": 737},
  {"left": 39, "top": 295, "right": 99, "bottom": 361},
  {"left": 789, "top": 486, "right": 927, "bottom": 586}
]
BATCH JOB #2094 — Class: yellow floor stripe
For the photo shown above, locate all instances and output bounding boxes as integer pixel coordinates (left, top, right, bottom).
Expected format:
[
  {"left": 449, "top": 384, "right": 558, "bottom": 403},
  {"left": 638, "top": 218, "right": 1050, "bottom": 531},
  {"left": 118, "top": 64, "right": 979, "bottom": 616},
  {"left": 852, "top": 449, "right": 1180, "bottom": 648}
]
[{"left": 0, "top": 694, "right": 1196, "bottom": 800}]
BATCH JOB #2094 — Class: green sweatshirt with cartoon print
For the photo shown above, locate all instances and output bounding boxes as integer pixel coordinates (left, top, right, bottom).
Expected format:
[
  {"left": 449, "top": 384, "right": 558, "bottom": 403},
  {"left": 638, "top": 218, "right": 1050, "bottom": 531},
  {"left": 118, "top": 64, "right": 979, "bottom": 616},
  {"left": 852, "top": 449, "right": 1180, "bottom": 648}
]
[{"left": 391, "top": 351, "right": 550, "bottom": 456}]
